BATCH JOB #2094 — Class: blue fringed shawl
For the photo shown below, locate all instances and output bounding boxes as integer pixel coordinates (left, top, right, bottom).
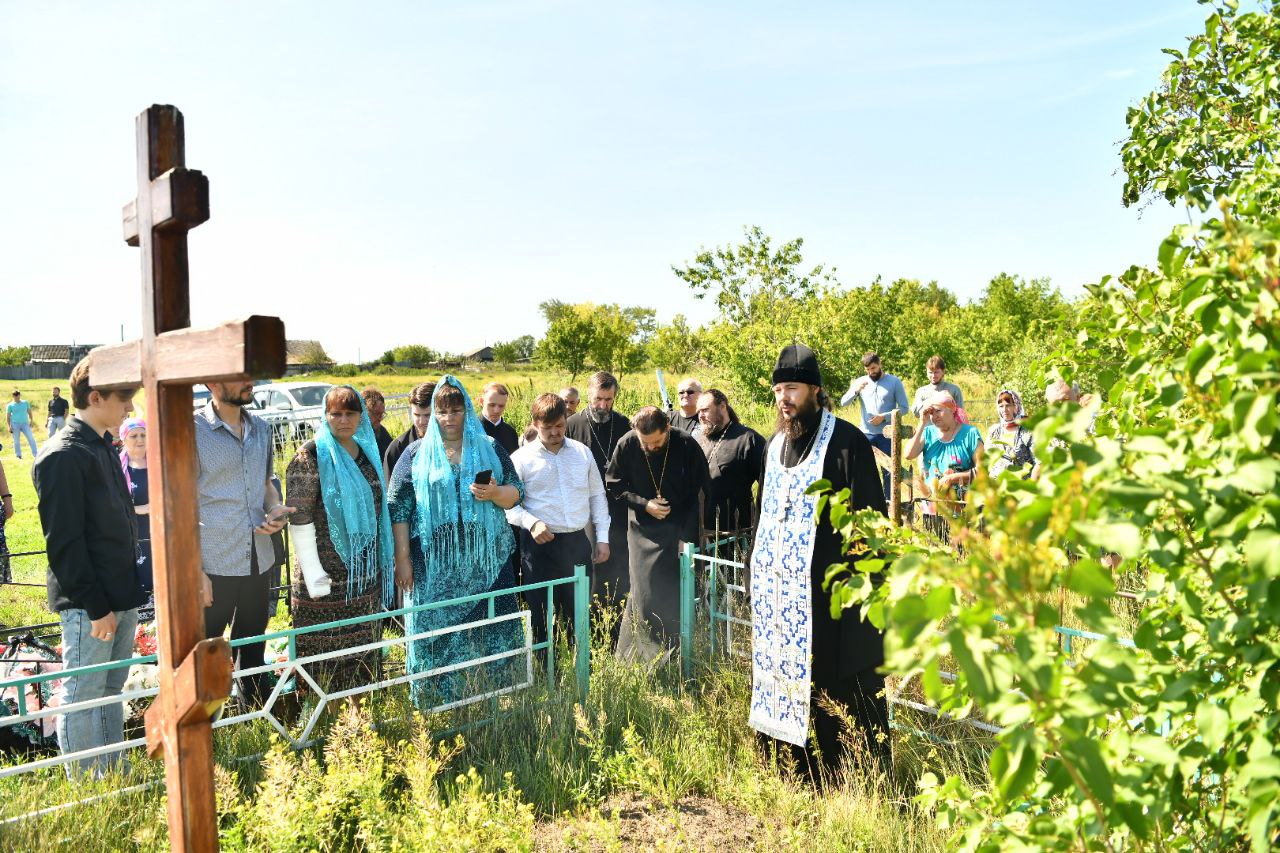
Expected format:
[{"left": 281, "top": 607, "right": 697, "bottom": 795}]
[
  {"left": 410, "top": 376, "right": 514, "bottom": 607},
  {"left": 314, "top": 385, "right": 395, "bottom": 608}
]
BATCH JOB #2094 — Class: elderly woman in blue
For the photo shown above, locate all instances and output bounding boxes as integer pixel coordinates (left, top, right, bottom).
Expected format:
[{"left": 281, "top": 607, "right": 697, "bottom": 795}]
[
  {"left": 906, "top": 389, "right": 984, "bottom": 514},
  {"left": 388, "top": 376, "right": 525, "bottom": 707}
]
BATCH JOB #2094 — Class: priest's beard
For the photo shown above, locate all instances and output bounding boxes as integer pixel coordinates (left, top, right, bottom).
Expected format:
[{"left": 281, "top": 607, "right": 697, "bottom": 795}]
[
  {"left": 776, "top": 392, "right": 821, "bottom": 440},
  {"left": 588, "top": 406, "right": 611, "bottom": 424},
  {"left": 702, "top": 421, "right": 727, "bottom": 440}
]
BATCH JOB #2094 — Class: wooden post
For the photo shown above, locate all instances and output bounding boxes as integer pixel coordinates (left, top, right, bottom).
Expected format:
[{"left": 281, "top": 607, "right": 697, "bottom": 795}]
[
  {"left": 889, "top": 411, "right": 902, "bottom": 526},
  {"left": 90, "top": 105, "right": 286, "bottom": 852}
]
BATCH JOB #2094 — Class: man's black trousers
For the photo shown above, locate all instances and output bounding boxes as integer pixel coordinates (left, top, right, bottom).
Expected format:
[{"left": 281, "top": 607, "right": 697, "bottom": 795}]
[
  {"left": 520, "top": 528, "right": 591, "bottom": 653},
  {"left": 204, "top": 553, "right": 273, "bottom": 707}
]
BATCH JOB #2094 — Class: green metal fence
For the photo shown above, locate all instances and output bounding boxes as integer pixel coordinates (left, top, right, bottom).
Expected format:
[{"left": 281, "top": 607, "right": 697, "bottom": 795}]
[
  {"left": 677, "top": 540, "right": 1139, "bottom": 739},
  {"left": 1, "top": 566, "right": 591, "bottom": 783}
]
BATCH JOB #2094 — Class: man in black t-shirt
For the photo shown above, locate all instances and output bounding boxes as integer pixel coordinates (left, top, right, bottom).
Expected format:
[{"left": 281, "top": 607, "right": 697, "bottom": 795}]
[{"left": 47, "top": 386, "right": 70, "bottom": 436}]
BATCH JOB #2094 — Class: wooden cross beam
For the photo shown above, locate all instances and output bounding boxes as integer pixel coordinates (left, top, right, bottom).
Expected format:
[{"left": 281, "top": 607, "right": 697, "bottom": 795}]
[{"left": 90, "top": 105, "right": 286, "bottom": 852}]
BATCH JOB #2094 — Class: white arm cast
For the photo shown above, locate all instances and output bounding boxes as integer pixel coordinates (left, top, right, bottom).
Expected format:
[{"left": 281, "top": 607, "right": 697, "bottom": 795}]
[{"left": 290, "top": 522, "right": 331, "bottom": 599}]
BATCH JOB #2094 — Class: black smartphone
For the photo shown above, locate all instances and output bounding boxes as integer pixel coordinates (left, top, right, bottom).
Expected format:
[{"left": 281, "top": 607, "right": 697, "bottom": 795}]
[{"left": 474, "top": 469, "right": 493, "bottom": 485}]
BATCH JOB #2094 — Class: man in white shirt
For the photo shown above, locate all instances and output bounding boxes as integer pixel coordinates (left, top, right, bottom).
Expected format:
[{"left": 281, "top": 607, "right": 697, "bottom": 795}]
[{"left": 507, "top": 393, "right": 611, "bottom": 648}]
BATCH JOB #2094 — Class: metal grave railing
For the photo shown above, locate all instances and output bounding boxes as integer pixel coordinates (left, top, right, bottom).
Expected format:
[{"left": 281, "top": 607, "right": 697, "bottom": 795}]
[
  {"left": 0, "top": 566, "right": 590, "bottom": 798},
  {"left": 676, "top": 541, "right": 1137, "bottom": 740}
]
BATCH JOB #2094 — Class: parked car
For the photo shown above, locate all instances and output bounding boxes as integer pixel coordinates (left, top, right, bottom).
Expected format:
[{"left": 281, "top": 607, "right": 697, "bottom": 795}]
[
  {"left": 251, "top": 382, "right": 332, "bottom": 447},
  {"left": 193, "top": 384, "right": 211, "bottom": 412}
]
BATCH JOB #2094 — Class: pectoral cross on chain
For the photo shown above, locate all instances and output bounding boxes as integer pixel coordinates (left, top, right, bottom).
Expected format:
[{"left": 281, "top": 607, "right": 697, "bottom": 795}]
[{"left": 90, "top": 105, "right": 287, "bottom": 852}]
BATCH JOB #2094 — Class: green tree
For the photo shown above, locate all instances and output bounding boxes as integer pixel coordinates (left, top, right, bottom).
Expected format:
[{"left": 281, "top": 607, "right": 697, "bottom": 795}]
[
  {"left": 490, "top": 335, "right": 535, "bottom": 366},
  {"left": 1121, "top": 0, "right": 1280, "bottom": 216},
  {"left": 537, "top": 305, "right": 595, "bottom": 382},
  {"left": 587, "top": 304, "right": 647, "bottom": 377},
  {"left": 647, "top": 315, "right": 703, "bottom": 373},
  {"left": 491, "top": 341, "right": 519, "bottom": 366},
  {"left": 672, "top": 225, "right": 839, "bottom": 325},
  {"left": 392, "top": 344, "right": 437, "bottom": 367},
  {"left": 0, "top": 346, "right": 30, "bottom": 367}
]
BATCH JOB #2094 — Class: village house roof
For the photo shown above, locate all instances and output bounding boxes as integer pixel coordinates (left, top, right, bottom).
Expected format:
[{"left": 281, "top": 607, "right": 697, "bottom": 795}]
[
  {"left": 285, "top": 339, "right": 334, "bottom": 365},
  {"left": 28, "top": 344, "right": 100, "bottom": 363}
]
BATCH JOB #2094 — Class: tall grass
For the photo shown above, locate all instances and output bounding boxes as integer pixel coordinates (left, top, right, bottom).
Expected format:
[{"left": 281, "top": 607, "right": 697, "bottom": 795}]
[{"left": 0, "top": 611, "right": 968, "bottom": 851}]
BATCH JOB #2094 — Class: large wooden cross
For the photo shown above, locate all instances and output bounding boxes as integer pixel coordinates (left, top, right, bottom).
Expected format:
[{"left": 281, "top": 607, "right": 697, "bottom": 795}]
[{"left": 90, "top": 105, "right": 286, "bottom": 852}]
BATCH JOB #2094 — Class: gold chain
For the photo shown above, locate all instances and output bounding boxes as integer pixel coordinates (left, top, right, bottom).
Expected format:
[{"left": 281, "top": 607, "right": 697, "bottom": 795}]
[{"left": 643, "top": 438, "right": 670, "bottom": 500}]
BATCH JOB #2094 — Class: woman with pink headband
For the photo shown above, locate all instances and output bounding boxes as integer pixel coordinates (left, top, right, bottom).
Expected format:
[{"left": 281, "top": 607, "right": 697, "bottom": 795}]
[
  {"left": 119, "top": 418, "right": 153, "bottom": 618},
  {"left": 906, "top": 389, "right": 983, "bottom": 516}
]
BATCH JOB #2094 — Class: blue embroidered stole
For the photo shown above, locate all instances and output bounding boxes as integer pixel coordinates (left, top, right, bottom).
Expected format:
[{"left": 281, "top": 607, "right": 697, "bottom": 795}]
[{"left": 748, "top": 410, "right": 836, "bottom": 746}]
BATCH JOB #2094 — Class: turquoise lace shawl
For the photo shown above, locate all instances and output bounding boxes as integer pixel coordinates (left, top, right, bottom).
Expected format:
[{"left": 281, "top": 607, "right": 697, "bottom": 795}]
[
  {"left": 314, "top": 385, "right": 395, "bottom": 607},
  {"left": 411, "top": 375, "right": 515, "bottom": 607}
]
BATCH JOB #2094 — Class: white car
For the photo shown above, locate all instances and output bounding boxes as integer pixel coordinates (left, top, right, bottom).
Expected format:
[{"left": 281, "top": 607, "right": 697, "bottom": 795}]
[
  {"left": 193, "top": 384, "right": 212, "bottom": 411},
  {"left": 251, "top": 381, "right": 332, "bottom": 445}
]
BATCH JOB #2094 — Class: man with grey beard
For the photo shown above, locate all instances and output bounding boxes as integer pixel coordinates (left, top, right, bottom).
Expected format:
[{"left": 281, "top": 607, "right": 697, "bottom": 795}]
[{"left": 565, "top": 371, "right": 633, "bottom": 640}]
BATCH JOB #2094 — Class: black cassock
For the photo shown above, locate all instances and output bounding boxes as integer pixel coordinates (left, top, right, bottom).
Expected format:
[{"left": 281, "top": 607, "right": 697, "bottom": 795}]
[
  {"left": 696, "top": 422, "right": 766, "bottom": 541},
  {"left": 606, "top": 428, "right": 708, "bottom": 661},
  {"left": 566, "top": 410, "right": 634, "bottom": 627},
  {"left": 481, "top": 418, "right": 519, "bottom": 455},
  {"left": 752, "top": 410, "right": 891, "bottom": 780}
]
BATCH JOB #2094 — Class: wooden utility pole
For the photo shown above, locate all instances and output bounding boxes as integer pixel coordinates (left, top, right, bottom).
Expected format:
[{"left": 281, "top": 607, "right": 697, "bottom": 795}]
[{"left": 90, "top": 105, "right": 286, "bottom": 852}]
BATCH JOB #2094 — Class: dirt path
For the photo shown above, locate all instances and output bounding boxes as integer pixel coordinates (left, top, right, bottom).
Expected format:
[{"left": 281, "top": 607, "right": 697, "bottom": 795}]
[{"left": 536, "top": 792, "right": 773, "bottom": 851}]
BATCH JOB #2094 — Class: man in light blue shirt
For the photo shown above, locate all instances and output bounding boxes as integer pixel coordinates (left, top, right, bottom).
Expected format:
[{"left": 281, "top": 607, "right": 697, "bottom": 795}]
[
  {"left": 6, "top": 390, "right": 38, "bottom": 459},
  {"left": 840, "top": 352, "right": 908, "bottom": 499}
]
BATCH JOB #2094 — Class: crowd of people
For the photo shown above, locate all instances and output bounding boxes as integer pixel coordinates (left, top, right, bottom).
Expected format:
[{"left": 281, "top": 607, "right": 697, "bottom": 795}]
[{"left": 16, "top": 345, "right": 1062, "bottom": 782}]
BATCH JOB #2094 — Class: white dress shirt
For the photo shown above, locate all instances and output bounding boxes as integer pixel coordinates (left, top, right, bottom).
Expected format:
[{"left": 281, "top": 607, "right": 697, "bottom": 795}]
[{"left": 506, "top": 437, "right": 610, "bottom": 543}]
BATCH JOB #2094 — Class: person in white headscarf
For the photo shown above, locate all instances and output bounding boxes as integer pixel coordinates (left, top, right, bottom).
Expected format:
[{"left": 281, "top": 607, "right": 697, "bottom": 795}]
[{"left": 986, "top": 388, "right": 1038, "bottom": 479}]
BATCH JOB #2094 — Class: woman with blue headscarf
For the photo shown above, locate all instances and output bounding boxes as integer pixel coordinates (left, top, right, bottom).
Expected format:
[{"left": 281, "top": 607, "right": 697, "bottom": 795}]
[
  {"left": 388, "top": 376, "right": 525, "bottom": 708},
  {"left": 286, "top": 386, "right": 395, "bottom": 690}
]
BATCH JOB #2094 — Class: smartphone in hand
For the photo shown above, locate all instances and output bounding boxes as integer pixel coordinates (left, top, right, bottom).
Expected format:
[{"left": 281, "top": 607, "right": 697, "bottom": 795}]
[{"left": 474, "top": 469, "right": 493, "bottom": 485}]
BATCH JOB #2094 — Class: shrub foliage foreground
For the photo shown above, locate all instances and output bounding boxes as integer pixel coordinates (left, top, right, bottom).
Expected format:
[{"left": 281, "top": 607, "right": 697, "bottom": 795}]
[{"left": 824, "top": 3, "right": 1280, "bottom": 846}]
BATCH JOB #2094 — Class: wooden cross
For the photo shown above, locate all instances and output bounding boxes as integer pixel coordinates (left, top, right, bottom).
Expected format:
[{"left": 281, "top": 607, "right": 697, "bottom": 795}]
[{"left": 90, "top": 105, "right": 286, "bottom": 852}]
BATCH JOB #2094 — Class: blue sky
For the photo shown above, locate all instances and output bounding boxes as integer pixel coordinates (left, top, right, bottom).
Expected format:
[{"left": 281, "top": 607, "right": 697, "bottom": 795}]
[{"left": 0, "top": 1, "right": 1201, "bottom": 363}]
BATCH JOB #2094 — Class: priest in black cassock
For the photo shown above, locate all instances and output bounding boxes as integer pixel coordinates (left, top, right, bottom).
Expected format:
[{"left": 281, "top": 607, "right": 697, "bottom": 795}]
[
  {"left": 749, "top": 343, "right": 890, "bottom": 783},
  {"left": 606, "top": 406, "right": 708, "bottom": 662},
  {"left": 565, "top": 371, "right": 633, "bottom": 637},
  {"left": 693, "top": 388, "right": 765, "bottom": 544}
]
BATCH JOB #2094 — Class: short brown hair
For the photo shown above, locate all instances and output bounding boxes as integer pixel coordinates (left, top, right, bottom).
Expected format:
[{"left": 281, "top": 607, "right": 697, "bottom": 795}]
[
  {"left": 434, "top": 383, "right": 466, "bottom": 411},
  {"left": 926, "top": 355, "right": 946, "bottom": 371},
  {"left": 326, "top": 386, "right": 362, "bottom": 413},
  {"left": 632, "top": 406, "right": 669, "bottom": 435},
  {"left": 410, "top": 382, "right": 437, "bottom": 408},
  {"left": 530, "top": 393, "right": 567, "bottom": 424},
  {"left": 68, "top": 355, "right": 132, "bottom": 410},
  {"left": 862, "top": 352, "right": 881, "bottom": 367},
  {"left": 361, "top": 387, "right": 385, "bottom": 408},
  {"left": 482, "top": 382, "right": 509, "bottom": 397},
  {"left": 587, "top": 371, "right": 618, "bottom": 393}
]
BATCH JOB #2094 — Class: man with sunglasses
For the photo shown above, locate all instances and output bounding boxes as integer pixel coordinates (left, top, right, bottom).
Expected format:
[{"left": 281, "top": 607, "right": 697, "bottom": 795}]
[{"left": 669, "top": 377, "right": 703, "bottom": 435}]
